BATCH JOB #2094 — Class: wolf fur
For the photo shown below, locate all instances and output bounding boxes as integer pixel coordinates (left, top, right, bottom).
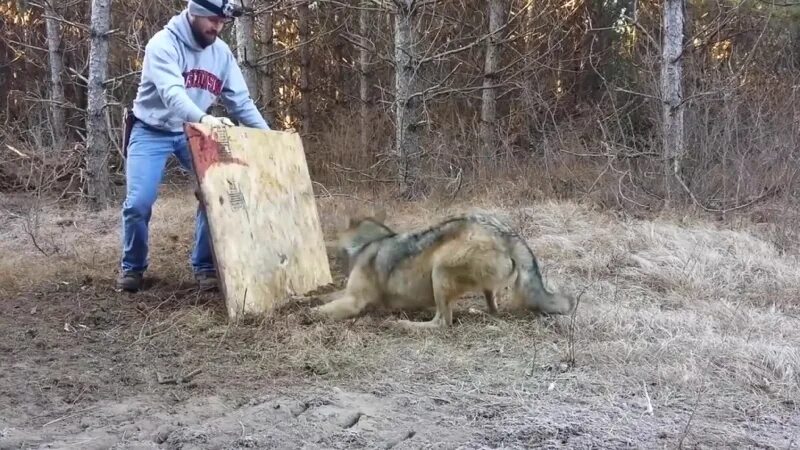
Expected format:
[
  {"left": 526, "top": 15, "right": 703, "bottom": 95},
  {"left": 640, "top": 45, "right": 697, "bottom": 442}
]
[{"left": 312, "top": 209, "right": 576, "bottom": 328}]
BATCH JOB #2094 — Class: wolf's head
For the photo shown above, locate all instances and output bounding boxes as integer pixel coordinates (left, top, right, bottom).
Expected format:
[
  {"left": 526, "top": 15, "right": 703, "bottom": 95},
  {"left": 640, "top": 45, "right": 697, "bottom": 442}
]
[
  {"left": 328, "top": 208, "right": 395, "bottom": 273},
  {"left": 521, "top": 290, "right": 577, "bottom": 316},
  {"left": 539, "top": 291, "right": 577, "bottom": 315}
]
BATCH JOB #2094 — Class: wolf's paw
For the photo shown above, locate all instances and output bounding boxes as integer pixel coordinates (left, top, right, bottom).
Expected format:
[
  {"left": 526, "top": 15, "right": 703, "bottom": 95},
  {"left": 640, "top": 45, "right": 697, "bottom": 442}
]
[
  {"left": 299, "top": 305, "right": 327, "bottom": 325},
  {"left": 390, "top": 318, "right": 444, "bottom": 331},
  {"left": 390, "top": 319, "right": 415, "bottom": 330}
]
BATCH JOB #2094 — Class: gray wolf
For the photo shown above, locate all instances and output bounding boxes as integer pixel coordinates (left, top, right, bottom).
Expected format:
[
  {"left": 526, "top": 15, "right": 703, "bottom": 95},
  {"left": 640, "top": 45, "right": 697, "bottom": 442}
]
[
  {"left": 117, "top": 0, "right": 270, "bottom": 292},
  {"left": 311, "top": 209, "right": 576, "bottom": 329}
]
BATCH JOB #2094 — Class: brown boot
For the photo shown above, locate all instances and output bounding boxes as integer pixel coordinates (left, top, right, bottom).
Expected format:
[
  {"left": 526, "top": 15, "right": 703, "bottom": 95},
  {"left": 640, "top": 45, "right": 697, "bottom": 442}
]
[
  {"left": 115, "top": 271, "right": 143, "bottom": 292},
  {"left": 195, "top": 272, "right": 219, "bottom": 292}
]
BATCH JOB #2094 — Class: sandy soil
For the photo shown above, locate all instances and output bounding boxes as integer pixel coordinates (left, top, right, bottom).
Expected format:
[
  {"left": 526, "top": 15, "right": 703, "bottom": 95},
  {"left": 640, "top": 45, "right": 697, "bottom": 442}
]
[{"left": 0, "top": 188, "right": 798, "bottom": 449}]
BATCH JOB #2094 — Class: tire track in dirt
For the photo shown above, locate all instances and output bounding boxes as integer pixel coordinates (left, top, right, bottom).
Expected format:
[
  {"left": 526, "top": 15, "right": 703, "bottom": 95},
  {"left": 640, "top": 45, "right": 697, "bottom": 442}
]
[{"left": 0, "top": 387, "right": 473, "bottom": 449}]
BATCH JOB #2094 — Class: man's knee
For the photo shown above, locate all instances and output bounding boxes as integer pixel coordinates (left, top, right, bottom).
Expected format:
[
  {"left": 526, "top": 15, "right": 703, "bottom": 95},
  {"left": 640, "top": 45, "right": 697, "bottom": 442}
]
[{"left": 122, "top": 194, "right": 156, "bottom": 221}]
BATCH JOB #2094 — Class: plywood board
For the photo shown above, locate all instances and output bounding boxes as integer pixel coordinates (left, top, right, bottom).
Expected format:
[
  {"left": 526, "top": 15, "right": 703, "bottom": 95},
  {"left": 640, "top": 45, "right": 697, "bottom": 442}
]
[{"left": 185, "top": 123, "right": 332, "bottom": 319}]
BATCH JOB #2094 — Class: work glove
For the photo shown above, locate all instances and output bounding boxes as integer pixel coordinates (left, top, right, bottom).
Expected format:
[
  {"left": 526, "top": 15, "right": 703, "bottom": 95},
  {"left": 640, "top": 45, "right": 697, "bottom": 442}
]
[{"left": 200, "top": 114, "right": 235, "bottom": 127}]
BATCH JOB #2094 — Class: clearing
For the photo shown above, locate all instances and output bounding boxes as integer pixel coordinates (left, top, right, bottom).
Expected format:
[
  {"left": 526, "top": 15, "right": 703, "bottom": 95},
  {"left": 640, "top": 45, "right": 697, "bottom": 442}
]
[{"left": 1, "top": 186, "right": 798, "bottom": 449}]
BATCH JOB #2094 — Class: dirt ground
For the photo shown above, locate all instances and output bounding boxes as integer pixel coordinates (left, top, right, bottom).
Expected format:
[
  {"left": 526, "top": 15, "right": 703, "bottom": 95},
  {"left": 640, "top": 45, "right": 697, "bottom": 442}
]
[{"left": 1, "top": 187, "right": 799, "bottom": 449}]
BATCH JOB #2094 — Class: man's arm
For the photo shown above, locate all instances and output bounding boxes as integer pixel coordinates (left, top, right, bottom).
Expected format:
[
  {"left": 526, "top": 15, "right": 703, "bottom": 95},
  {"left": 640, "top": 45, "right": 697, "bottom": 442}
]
[
  {"left": 144, "top": 40, "right": 207, "bottom": 123},
  {"left": 220, "top": 55, "right": 270, "bottom": 130}
]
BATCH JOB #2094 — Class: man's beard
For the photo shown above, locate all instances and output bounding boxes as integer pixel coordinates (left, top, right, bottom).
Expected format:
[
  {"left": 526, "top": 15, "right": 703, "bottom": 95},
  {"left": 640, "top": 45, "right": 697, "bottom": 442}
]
[{"left": 189, "top": 21, "right": 217, "bottom": 48}]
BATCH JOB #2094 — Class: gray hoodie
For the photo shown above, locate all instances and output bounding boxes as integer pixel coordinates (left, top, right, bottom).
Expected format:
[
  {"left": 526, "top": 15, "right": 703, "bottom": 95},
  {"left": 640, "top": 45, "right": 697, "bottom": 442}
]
[{"left": 132, "top": 9, "right": 269, "bottom": 133}]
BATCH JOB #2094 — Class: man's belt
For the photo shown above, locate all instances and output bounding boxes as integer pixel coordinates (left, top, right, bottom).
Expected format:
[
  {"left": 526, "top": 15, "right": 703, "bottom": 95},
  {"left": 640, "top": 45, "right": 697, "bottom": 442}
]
[
  {"left": 121, "top": 109, "right": 185, "bottom": 158},
  {"left": 121, "top": 107, "right": 135, "bottom": 159}
]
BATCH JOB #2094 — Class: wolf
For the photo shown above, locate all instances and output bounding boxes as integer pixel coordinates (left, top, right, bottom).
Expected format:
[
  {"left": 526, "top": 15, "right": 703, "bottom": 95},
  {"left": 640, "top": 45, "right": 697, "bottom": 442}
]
[{"left": 310, "top": 209, "right": 576, "bottom": 329}]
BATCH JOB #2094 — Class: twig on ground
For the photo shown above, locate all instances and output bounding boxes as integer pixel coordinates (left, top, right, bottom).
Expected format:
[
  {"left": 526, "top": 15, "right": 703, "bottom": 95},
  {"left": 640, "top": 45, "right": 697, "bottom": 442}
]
[
  {"left": 566, "top": 283, "right": 591, "bottom": 367},
  {"left": 6, "top": 144, "right": 29, "bottom": 159},
  {"left": 643, "top": 381, "right": 654, "bottom": 415},
  {"left": 156, "top": 368, "right": 203, "bottom": 385},
  {"left": 674, "top": 173, "right": 780, "bottom": 214},
  {"left": 677, "top": 390, "right": 703, "bottom": 449},
  {"left": 41, "top": 406, "right": 98, "bottom": 427}
]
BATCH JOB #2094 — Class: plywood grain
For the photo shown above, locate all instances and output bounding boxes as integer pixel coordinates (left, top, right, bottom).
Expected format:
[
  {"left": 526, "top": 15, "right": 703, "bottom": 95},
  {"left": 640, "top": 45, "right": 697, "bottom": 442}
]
[{"left": 185, "top": 123, "right": 332, "bottom": 319}]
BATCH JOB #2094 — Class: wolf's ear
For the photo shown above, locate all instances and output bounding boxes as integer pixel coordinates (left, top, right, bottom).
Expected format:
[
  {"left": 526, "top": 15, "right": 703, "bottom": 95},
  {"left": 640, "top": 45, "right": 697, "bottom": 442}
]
[
  {"left": 346, "top": 210, "right": 367, "bottom": 228},
  {"left": 346, "top": 215, "right": 358, "bottom": 228},
  {"left": 333, "top": 203, "right": 359, "bottom": 230},
  {"left": 372, "top": 207, "right": 387, "bottom": 223}
]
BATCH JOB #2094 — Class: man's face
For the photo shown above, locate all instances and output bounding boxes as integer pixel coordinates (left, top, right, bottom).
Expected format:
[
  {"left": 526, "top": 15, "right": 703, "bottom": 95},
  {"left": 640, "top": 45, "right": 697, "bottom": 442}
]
[{"left": 189, "top": 14, "right": 229, "bottom": 47}]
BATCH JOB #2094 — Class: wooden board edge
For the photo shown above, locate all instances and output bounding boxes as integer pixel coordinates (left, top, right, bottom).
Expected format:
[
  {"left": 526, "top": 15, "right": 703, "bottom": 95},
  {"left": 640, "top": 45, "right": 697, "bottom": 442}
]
[{"left": 183, "top": 122, "right": 232, "bottom": 308}]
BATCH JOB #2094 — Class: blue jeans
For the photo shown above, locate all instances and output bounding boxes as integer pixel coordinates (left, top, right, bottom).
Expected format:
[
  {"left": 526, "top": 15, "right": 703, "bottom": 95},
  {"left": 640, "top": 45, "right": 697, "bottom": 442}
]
[{"left": 120, "top": 121, "right": 214, "bottom": 275}]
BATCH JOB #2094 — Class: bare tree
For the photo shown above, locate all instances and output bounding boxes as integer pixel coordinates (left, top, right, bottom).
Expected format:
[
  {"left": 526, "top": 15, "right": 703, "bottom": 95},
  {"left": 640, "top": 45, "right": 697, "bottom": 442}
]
[
  {"left": 235, "top": 0, "right": 257, "bottom": 95},
  {"left": 359, "top": 0, "right": 370, "bottom": 155},
  {"left": 44, "top": 0, "right": 66, "bottom": 147},
  {"left": 298, "top": 0, "right": 312, "bottom": 133},
  {"left": 481, "top": 0, "right": 506, "bottom": 158},
  {"left": 85, "top": 0, "right": 113, "bottom": 209},
  {"left": 1, "top": 0, "right": 791, "bottom": 214},
  {"left": 393, "top": 0, "right": 423, "bottom": 198},
  {"left": 258, "top": 11, "right": 274, "bottom": 124},
  {"left": 661, "top": 0, "right": 685, "bottom": 203}
]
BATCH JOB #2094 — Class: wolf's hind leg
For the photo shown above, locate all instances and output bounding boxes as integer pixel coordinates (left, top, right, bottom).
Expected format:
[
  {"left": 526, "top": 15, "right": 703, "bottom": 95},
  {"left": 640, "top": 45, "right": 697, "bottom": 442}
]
[
  {"left": 484, "top": 290, "right": 497, "bottom": 314},
  {"left": 395, "top": 267, "right": 455, "bottom": 329},
  {"left": 311, "top": 291, "right": 373, "bottom": 321},
  {"left": 316, "top": 289, "right": 347, "bottom": 304}
]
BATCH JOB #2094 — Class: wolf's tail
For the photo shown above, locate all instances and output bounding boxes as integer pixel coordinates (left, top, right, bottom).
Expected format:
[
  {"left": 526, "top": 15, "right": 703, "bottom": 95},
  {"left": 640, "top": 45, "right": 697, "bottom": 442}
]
[{"left": 508, "top": 236, "right": 575, "bottom": 315}]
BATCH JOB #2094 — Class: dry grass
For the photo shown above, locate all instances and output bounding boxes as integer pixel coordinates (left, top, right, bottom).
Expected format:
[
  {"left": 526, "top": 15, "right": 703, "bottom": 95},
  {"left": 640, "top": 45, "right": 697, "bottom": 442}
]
[{"left": 1, "top": 185, "right": 799, "bottom": 448}]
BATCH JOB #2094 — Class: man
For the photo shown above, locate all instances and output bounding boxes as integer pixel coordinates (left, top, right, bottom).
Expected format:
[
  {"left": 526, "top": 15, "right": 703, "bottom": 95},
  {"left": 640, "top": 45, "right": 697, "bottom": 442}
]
[{"left": 116, "top": 0, "right": 270, "bottom": 293}]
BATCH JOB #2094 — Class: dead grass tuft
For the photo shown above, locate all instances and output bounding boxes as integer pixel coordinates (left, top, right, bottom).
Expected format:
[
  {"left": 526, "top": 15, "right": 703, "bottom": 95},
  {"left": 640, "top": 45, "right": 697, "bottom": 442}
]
[{"left": 0, "top": 186, "right": 201, "bottom": 296}]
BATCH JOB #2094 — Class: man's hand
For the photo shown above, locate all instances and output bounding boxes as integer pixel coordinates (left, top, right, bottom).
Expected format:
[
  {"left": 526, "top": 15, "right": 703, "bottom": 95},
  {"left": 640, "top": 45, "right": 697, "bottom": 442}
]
[{"left": 200, "top": 114, "right": 235, "bottom": 127}]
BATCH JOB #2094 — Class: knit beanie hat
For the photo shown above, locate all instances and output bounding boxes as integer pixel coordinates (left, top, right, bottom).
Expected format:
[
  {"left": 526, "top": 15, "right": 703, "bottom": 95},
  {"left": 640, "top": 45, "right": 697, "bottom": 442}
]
[{"left": 188, "top": 0, "right": 234, "bottom": 17}]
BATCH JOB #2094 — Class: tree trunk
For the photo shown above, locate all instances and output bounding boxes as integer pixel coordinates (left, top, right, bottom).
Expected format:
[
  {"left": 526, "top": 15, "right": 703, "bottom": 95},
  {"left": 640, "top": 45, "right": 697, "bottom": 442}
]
[
  {"left": 298, "top": 1, "right": 312, "bottom": 133},
  {"left": 480, "top": 0, "right": 504, "bottom": 159},
  {"left": 661, "top": 0, "right": 685, "bottom": 204},
  {"left": 359, "top": 0, "right": 370, "bottom": 155},
  {"left": 44, "top": 0, "right": 66, "bottom": 148},
  {"left": 85, "top": 0, "right": 113, "bottom": 210},
  {"left": 234, "top": 0, "right": 257, "bottom": 96},
  {"left": 0, "top": 40, "right": 8, "bottom": 115},
  {"left": 394, "top": 0, "right": 423, "bottom": 198},
  {"left": 573, "top": 0, "right": 611, "bottom": 103},
  {"left": 259, "top": 12, "right": 274, "bottom": 125}
]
